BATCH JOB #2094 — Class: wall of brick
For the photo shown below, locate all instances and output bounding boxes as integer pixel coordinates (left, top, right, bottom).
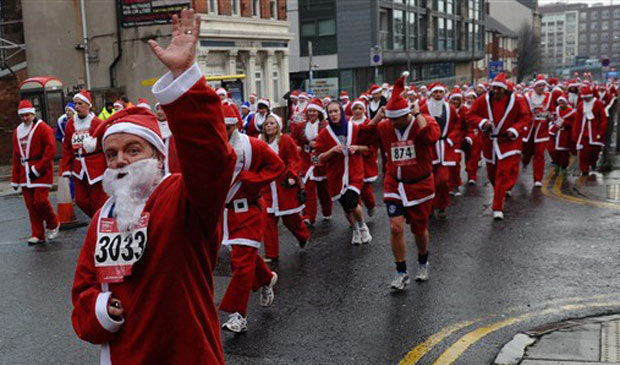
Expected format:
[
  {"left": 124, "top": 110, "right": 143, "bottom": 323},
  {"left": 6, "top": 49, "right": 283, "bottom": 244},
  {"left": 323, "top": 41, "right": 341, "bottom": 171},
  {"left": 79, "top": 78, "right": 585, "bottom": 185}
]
[
  {"left": 193, "top": 0, "right": 207, "bottom": 13},
  {"left": 0, "top": 69, "right": 28, "bottom": 165},
  {"left": 218, "top": 0, "right": 232, "bottom": 16},
  {"left": 241, "top": 0, "right": 252, "bottom": 17},
  {"left": 261, "top": 0, "right": 270, "bottom": 19},
  {"left": 278, "top": 0, "right": 286, "bottom": 20}
]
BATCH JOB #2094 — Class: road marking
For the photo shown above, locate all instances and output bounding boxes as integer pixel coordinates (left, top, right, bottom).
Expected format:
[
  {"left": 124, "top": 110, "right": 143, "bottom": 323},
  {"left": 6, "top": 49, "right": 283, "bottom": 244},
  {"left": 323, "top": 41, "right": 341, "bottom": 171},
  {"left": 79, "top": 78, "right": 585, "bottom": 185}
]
[
  {"left": 432, "top": 300, "right": 620, "bottom": 365},
  {"left": 542, "top": 169, "right": 620, "bottom": 210},
  {"left": 399, "top": 319, "right": 479, "bottom": 365}
]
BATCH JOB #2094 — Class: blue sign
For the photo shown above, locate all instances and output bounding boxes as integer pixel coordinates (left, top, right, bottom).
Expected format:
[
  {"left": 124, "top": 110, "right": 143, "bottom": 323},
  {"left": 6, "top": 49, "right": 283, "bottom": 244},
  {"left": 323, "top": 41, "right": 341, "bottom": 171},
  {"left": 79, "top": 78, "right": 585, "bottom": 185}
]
[
  {"left": 488, "top": 61, "right": 504, "bottom": 79},
  {"left": 607, "top": 71, "right": 618, "bottom": 79}
]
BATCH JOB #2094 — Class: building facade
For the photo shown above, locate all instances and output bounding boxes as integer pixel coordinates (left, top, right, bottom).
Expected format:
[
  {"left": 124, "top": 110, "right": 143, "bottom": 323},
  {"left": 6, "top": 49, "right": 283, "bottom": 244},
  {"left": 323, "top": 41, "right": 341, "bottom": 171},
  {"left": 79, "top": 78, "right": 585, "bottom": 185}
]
[
  {"left": 475, "top": 16, "right": 518, "bottom": 82},
  {"left": 289, "top": 0, "right": 486, "bottom": 98}
]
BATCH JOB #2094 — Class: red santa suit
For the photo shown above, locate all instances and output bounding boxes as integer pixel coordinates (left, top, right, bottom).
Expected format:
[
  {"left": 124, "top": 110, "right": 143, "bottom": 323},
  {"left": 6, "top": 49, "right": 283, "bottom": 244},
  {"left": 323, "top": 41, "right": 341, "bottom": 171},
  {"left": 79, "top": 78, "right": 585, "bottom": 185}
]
[
  {"left": 71, "top": 64, "right": 236, "bottom": 364},
  {"left": 261, "top": 131, "right": 310, "bottom": 259},
  {"left": 245, "top": 111, "right": 268, "bottom": 138},
  {"left": 357, "top": 73, "right": 440, "bottom": 234},
  {"left": 597, "top": 86, "right": 614, "bottom": 115},
  {"left": 314, "top": 118, "right": 365, "bottom": 202},
  {"left": 549, "top": 101, "right": 576, "bottom": 168},
  {"left": 219, "top": 123, "right": 283, "bottom": 318},
  {"left": 466, "top": 74, "right": 531, "bottom": 213},
  {"left": 290, "top": 108, "right": 333, "bottom": 223},
  {"left": 421, "top": 89, "right": 461, "bottom": 211},
  {"left": 61, "top": 90, "right": 108, "bottom": 217},
  {"left": 522, "top": 84, "right": 552, "bottom": 183},
  {"left": 11, "top": 111, "right": 59, "bottom": 241},
  {"left": 348, "top": 99, "right": 378, "bottom": 212},
  {"left": 573, "top": 87, "right": 608, "bottom": 174}
]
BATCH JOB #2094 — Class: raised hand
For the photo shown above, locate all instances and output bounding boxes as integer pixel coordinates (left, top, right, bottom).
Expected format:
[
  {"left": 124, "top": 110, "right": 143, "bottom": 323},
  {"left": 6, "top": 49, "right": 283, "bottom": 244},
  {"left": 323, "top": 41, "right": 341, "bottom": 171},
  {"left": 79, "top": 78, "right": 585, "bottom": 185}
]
[{"left": 148, "top": 8, "right": 201, "bottom": 78}]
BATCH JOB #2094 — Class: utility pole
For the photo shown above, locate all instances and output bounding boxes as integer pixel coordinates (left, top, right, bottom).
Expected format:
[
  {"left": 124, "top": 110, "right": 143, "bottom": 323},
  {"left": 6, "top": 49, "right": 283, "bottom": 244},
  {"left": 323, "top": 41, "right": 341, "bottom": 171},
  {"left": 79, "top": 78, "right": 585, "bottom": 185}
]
[
  {"left": 470, "top": 22, "right": 475, "bottom": 85},
  {"left": 406, "top": 3, "right": 411, "bottom": 73},
  {"left": 308, "top": 40, "right": 313, "bottom": 92}
]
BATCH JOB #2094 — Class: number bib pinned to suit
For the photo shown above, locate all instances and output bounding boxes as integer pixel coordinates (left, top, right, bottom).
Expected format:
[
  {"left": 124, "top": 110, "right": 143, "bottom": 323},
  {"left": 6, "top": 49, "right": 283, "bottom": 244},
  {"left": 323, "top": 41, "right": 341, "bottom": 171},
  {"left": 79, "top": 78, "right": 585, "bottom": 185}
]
[
  {"left": 391, "top": 140, "right": 417, "bottom": 166},
  {"left": 94, "top": 213, "right": 149, "bottom": 283},
  {"left": 71, "top": 130, "right": 90, "bottom": 152}
]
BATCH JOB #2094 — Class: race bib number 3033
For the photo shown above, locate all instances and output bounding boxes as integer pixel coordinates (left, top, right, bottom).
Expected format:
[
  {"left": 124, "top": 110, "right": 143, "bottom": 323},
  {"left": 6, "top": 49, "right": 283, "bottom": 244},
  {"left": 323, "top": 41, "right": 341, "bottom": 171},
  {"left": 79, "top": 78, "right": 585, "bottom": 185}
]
[
  {"left": 94, "top": 213, "right": 149, "bottom": 283},
  {"left": 391, "top": 140, "right": 417, "bottom": 166}
]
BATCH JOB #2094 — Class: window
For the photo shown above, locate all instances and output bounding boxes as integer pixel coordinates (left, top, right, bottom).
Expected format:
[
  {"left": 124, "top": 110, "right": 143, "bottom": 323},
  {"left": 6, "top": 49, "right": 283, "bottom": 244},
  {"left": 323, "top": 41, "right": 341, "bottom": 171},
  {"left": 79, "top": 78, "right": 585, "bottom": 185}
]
[
  {"left": 590, "top": 33, "right": 598, "bottom": 42},
  {"left": 208, "top": 0, "right": 218, "bottom": 14},
  {"left": 272, "top": 69, "right": 280, "bottom": 103},
  {"left": 436, "top": 17, "right": 446, "bottom": 50},
  {"left": 592, "top": 11, "right": 599, "bottom": 20},
  {"left": 580, "top": 12, "right": 587, "bottom": 21},
  {"left": 446, "top": 0, "right": 454, "bottom": 14},
  {"left": 318, "top": 19, "right": 336, "bottom": 36},
  {"left": 602, "top": 32, "right": 609, "bottom": 41},
  {"left": 270, "top": 0, "right": 276, "bottom": 19},
  {"left": 603, "top": 10, "right": 610, "bottom": 19},
  {"left": 615, "top": 20, "right": 620, "bottom": 29},
  {"left": 579, "top": 23, "right": 587, "bottom": 31},
  {"left": 446, "top": 19, "right": 454, "bottom": 50},
  {"left": 393, "top": 10, "right": 405, "bottom": 50},
  {"left": 408, "top": 12, "right": 418, "bottom": 50},
  {"left": 380, "top": 9, "right": 391, "bottom": 50},
  {"left": 614, "top": 9, "right": 620, "bottom": 18},
  {"left": 301, "top": 22, "right": 315, "bottom": 37},
  {"left": 566, "top": 12, "right": 576, "bottom": 23},
  {"left": 231, "top": 0, "right": 240, "bottom": 16},
  {"left": 252, "top": 0, "right": 259, "bottom": 17},
  {"left": 591, "top": 22, "right": 598, "bottom": 31},
  {"left": 603, "top": 21, "right": 610, "bottom": 31},
  {"left": 590, "top": 44, "right": 598, "bottom": 53},
  {"left": 255, "top": 71, "right": 263, "bottom": 97},
  {"left": 602, "top": 43, "right": 609, "bottom": 53},
  {"left": 613, "top": 42, "right": 620, "bottom": 51}
]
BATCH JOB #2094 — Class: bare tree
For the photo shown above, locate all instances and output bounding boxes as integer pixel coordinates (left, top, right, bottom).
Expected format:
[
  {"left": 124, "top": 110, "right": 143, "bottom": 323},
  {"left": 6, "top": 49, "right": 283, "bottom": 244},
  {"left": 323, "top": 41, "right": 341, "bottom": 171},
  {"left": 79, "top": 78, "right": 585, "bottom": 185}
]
[{"left": 516, "top": 23, "right": 540, "bottom": 82}]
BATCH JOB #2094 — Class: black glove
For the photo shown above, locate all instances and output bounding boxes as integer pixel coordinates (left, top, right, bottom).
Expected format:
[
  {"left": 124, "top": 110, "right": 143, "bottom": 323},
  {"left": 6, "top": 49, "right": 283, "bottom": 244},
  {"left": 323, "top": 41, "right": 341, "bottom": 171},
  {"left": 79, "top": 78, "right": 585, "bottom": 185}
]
[
  {"left": 460, "top": 139, "right": 471, "bottom": 154},
  {"left": 297, "top": 188, "right": 307, "bottom": 205},
  {"left": 13, "top": 186, "right": 18, "bottom": 191},
  {"left": 28, "top": 171, "right": 38, "bottom": 181}
]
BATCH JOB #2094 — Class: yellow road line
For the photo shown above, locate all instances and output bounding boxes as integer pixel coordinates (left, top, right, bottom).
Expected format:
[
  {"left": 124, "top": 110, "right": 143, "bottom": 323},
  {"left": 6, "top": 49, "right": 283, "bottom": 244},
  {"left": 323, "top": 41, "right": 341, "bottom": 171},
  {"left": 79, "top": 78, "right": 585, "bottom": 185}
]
[
  {"left": 431, "top": 301, "right": 620, "bottom": 365},
  {"left": 399, "top": 319, "right": 478, "bottom": 365}
]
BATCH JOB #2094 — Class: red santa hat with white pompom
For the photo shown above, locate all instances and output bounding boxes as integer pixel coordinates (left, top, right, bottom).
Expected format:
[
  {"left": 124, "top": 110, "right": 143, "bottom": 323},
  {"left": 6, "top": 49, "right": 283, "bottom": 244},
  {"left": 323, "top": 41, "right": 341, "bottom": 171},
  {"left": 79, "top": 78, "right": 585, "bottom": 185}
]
[{"left": 385, "top": 71, "right": 411, "bottom": 119}]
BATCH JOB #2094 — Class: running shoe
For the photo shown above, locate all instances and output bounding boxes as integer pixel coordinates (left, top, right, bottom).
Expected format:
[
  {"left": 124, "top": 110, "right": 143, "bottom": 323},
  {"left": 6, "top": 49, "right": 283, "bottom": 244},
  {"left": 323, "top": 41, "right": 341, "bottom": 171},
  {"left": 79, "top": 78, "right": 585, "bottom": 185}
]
[
  {"left": 222, "top": 312, "right": 247, "bottom": 333},
  {"left": 390, "top": 272, "right": 410, "bottom": 290},
  {"left": 260, "top": 272, "right": 278, "bottom": 307},
  {"left": 415, "top": 263, "right": 429, "bottom": 282}
]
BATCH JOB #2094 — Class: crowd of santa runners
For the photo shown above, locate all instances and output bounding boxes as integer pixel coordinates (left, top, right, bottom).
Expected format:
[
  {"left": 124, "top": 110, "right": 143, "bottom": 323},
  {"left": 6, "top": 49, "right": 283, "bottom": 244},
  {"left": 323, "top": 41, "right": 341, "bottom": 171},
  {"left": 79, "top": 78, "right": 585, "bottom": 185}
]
[{"left": 8, "top": 10, "right": 617, "bottom": 363}]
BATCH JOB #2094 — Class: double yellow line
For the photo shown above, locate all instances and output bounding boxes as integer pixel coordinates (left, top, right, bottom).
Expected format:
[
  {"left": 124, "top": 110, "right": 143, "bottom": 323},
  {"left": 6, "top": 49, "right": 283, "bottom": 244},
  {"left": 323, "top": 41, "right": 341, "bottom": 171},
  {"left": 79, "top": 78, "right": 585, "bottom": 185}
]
[
  {"left": 542, "top": 168, "right": 620, "bottom": 210},
  {"left": 400, "top": 294, "right": 620, "bottom": 364}
]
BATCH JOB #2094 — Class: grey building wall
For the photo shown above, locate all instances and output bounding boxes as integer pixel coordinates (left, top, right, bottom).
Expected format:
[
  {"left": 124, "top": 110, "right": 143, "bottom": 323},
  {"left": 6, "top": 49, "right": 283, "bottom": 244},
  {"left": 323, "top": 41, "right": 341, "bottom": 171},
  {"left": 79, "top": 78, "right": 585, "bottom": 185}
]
[{"left": 336, "top": 0, "right": 374, "bottom": 69}]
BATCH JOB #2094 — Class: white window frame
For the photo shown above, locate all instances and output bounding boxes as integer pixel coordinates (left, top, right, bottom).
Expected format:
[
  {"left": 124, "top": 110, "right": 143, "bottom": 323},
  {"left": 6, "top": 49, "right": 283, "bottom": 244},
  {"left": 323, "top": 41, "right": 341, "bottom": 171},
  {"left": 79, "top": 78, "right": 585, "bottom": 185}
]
[
  {"left": 272, "top": 68, "right": 280, "bottom": 104},
  {"left": 255, "top": 70, "right": 264, "bottom": 98},
  {"left": 252, "top": 0, "right": 260, "bottom": 17},
  {"left": 208, "top": 0, "right": 218, "bottom": 14},
  {"left": 231, "top": 0, "right": 240, "bottom": 16},
  {"left": 270, "top": 0, "right": 277, "bottom": 20}
]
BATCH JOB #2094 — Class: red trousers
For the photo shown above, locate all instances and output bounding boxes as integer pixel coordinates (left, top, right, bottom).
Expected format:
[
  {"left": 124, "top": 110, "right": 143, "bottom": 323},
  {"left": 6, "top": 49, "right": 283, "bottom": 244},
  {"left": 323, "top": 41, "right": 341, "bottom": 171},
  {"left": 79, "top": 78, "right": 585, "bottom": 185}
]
[
  {"left": 432, "top": 165, "right": 451, "bottom": 210},
  {"left": 466, "top": 134, "right": 482, "bottom": 181},
  {"left": 360, "top": 182, "right": 376, "bottom": 210},
  {"left": 22, "top": 187, "right": 59, "bottom": 240},
  {"left": 553, "top": 150, "right": 570, "bottom": 168},
  {"left": 73, "top": 178, "right": 107, "bottom": 218},
  {"left": 219, "top": 245, "right": 273, "bottom": 317},
  {"left": 302, "top": 179, "right": 332, "bottom": 223},
  {"left": 521, "top": 140, "right": 547, "bottom": 182},
  {"left": 449, "top": 162, "right": 462, "bottom": 189},
  {"left": 578, "top": 145, "right": 602, "bottom": 174},
  {"left": 486, "top": 155, "right": 520, "bottom": 211},
  {"left": 263, "top": 211, "right": 310, "bottom": 259}
]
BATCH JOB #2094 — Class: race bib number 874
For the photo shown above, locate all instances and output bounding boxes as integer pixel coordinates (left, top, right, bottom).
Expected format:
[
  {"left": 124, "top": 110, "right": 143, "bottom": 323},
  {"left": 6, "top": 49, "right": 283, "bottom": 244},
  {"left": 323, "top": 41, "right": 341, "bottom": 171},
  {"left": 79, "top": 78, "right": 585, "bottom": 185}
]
[
  {"left": 94, "top": 213, "right": 149, "bottom": 283},
  {"left": 391, "top": 140, "right": 417, "bottom": 166}
]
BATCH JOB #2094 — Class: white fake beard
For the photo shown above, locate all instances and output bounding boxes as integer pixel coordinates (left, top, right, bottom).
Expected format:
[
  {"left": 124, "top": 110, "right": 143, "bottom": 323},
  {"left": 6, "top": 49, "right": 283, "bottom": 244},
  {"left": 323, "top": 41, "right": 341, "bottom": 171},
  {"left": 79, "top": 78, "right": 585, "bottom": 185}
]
[{"left": 102, "top": 158, "right": 162, "bottom": 232}]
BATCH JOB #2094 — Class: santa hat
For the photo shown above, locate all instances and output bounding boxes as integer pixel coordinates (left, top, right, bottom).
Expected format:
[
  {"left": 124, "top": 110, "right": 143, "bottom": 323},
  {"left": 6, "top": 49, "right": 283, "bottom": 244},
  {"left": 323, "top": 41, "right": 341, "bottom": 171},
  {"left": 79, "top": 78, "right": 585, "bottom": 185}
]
[
  {"left": 449, "top": 88, "right": 463, "bottom": 99},
  {"left": 216, "top": 88, "right": 227, "bottom": 97},
  {"left": 323, "top": 97, "right": 332, "bottom": 103},
  {"left": 548, "top": 77, "right": 558, "bottom": 86},
  {"left": 580, "top": 85, "right": 594, "bottom": 98},
  {"left": 257, "top": 98, "right": 270, "bottom": 109},
  {"left": 360, "top": 92, "right": 371, "bottom": 101},
  {"left": 476, "top": 83, "right": 487, "bottom": 91},
  {"left": 96, "top": 107, "right": 166, "bottom": 156},
  {"left": 241, "top": 101, "right": 251, "bottom": 110},
  {"left": 306, "top": 98, "right": 324, "bottom": 113},
  {"left": 350, "top": 98, "right": 366, "bottom": 111},
  {"left": 250, "top": 92, "right": 258, "bottom": 98},
  {"left": 267, "top": 113, "right": 283, "bottom": 130},
  {"left": 222, "top": 103, "right": 242, "bottom": 126},
  {"left": 506, "top": 80, "right": 515, "bottom": 91},
  {"left": 113, "top": 100, "right": 124, "bottom": 109},
  {"left": 533, "top": 75, "right": 548, "bottom": 87},
  {"left": 429, "top": 83, "right": 445, "bottom": 94},
  {"left": 368, "top": 84, "right": 382, "bottom": 95},
  {"left": 339, "top": 91, "right": 349, "bottom": 100},
  {"left": 385, "top": 71, "right": 411, "bottom": 119},
  {"left": 290, "top": 90, "right": 299, "bottom": 100},
  {"left": 136, "top": 98, "right": 151, "bottom": 110},
  {"left": 299, "top": 92, "right": 309, "bottom": 100},
  {"left": 65, "top": 102, "right": 76, "bottom": 114},
  {"left": 490, "top": 73, "right": 508, "bottom": 89},
  {"left": 597, "top": 84, "right": 607, "bottom": 91},
  {"left": 73, "top": 90, "right": 93, "bottom": 106},
  {"left": 556, "top": 96, "right": 568, "bottom": 104},
  {"left": 407, "top": 84, "right": 418, "bottom": 96},
  {"left": 568, "top": 79, "right": 580, "bottom": 88},
  {"left": 18, "top": 100, "right": 35, "bottom": 115},
  {"left": 465, "top": 90, "right": 477, "bottom": 98}
]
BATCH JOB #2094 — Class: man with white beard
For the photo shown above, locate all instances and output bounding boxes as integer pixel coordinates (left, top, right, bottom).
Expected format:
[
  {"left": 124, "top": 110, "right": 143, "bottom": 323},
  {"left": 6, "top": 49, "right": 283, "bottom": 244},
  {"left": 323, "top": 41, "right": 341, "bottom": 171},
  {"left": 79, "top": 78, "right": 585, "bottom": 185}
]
[{"left": 71, "top": 10, "right": 235, "bottom": 364}]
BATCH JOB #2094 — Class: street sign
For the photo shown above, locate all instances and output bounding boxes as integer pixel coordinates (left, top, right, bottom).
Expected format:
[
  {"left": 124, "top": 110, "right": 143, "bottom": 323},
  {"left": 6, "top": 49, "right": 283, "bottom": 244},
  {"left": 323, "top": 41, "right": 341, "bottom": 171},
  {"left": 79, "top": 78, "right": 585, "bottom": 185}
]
[
  {"left": 488, "top": 61, "right": 504, "bottom": 79},
  {"left": 370, "top": 46, "right": 383, "bottom": 66}
]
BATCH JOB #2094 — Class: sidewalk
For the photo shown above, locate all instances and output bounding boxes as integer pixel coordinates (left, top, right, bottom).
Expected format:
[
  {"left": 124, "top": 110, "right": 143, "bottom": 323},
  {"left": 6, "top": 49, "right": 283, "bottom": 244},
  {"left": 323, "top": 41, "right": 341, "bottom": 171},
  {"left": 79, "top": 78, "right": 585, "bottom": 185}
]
[
  {"left": 0, "top": 163, "right": 59, "bottom": 197},
  {"left": 495, "top": 315, "right": 620, "bottom": 364}
]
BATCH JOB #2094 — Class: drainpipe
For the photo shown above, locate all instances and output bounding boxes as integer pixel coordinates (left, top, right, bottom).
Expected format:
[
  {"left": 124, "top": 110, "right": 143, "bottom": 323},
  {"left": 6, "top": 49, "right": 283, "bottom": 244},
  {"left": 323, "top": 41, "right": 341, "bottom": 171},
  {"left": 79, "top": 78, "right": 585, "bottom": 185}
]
[
  {"left": 79, "top": 0, "right": 91, "bottom": 89},
  {"left": 109, "top": 0, "right": 122, "bottom": 88}
]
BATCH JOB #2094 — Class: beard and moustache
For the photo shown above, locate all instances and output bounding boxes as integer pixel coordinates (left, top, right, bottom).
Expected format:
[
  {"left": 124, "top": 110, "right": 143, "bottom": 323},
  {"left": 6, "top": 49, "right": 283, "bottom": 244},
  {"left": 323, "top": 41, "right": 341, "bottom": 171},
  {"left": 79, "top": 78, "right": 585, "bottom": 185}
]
[{"left": 102, "top": 158, "right": 162, "bottom": 232}]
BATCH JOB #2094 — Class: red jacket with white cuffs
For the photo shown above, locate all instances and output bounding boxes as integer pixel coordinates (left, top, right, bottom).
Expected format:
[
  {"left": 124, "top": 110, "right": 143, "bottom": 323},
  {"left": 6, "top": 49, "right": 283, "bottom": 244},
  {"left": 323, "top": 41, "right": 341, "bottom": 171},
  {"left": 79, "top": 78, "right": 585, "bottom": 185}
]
[
  {"left": 61, "top": 113, "right": 107, "bottom": 184},
  {"left": 223, "top": 131, "right": 284, "bottom": 248},
  {"left": 314, "top": 121, "right": 365, "bottom": 200},
  {"left": 290, "top": 119, "right": 329, "bottom": 183},
  {"left": 420, "top": 100, "right": 461, "bottom": 166},
  {"left": 71, "top": 64, "right": 235, "bottom": 365},
  {"left": 573, "top": 98, "right": 608, "bottom": 150},
  {"left": 262, "top": 134, "right": 304, "bottom": 216},
  {"left": 11, "top": 120, "right": 56, "bottom": 188},
  {"left": 523, "top": 91, "right": 552, "bottom": 143},
  {"left": 466, "top": 92, "right": 532, "bottom": 164},
  {"left": 549, "top": 106, "right": 576, "bottom": 151},
  {"left": 349, "top": 116, "right": 379, "bottom": 182}
]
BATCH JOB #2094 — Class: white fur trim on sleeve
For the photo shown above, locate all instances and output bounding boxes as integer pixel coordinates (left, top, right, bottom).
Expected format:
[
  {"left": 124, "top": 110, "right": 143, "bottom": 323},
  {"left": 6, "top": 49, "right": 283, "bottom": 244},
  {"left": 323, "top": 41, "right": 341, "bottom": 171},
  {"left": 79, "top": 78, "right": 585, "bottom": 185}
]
[
  {"left": 152, "top": 63, "right": 203, "bottom": 105},
  {"left": 31, "top": 166, "right": 40, "bottom": 177},
  {"left": 62, "top": 171, "right": 71, "bottom": 177},
  {"left": 507, "top": 127, "right": 518, "bottom": 140},
  {"left": 478, "top": 119, "right": 488, "bottom": 131},
  {"left": 465, "top": 136, "right": 472, "bottom": 144},
  {"left": 95, "top": 292, "right": 124, "bottom": 333}
]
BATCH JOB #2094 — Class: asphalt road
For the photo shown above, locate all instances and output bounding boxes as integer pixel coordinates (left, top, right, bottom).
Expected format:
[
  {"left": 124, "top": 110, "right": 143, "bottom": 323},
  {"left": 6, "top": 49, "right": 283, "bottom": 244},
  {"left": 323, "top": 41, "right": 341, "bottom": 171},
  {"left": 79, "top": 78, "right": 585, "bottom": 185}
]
[{"left": 1, "top": 160, "right": 620, "bottom": 364}]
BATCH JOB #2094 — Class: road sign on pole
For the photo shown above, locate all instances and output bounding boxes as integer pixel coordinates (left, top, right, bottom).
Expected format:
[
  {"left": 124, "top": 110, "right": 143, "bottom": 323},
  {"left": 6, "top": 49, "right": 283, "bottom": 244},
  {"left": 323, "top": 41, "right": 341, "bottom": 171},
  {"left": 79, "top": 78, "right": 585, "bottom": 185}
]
[{"left": 370, "top": 46, "right": 383, "bottom": 67}]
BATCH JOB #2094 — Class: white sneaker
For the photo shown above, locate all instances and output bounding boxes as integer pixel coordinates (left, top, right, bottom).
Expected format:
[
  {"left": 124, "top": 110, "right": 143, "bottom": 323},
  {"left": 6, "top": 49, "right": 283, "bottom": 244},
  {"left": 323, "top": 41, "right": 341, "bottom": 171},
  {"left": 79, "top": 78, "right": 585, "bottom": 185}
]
[
  {"left": 453, "top": 187, "right": 462, "bottom": 197},
  {"left": 260, "top": 272, "right": 278, "bottom": 307},
  {"left": 468, "top": 179, "right": 476, "bottom": 186},
  {"left": 534, "top": 181, "right": 543, "bottom": 187},
  {"left": 415, "top": 263, "right": 429, "bottom": 282},
  {"left": 27, "top": 237, "right": 43, "bottom": 245},
  {"left": 303, "top": 218, "right": 313, "bottom": 227},
  {"left": 359, "top": 225, "right": 372, "bottom": 244},
  {"left": 323, "top": 215, "right": 332, "bottom": 221},
  {"left": 46, "top": 224, "right": 60, "bottom": 240},
  {"left": 368, "top": 207, "right": 376, "bottom": 217},
  {"left": 390, "top": 272, "right": 410, "bottom": 290},
  {"left": 493, "top": 211, "right": 504, "bottom": 221},
  {"left": 222, "top": 312, "right": 247, "bottom": 333},
  {"left": 351, "top": 229, "right": 362, "bottom": 245}
]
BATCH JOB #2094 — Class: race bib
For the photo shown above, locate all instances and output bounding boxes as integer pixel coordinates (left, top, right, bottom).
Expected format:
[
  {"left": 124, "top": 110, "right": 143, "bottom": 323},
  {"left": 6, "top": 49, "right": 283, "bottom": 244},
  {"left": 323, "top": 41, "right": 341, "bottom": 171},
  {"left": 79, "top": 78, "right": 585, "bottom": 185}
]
[
  {"left": 391, "top": 140, "right": 417, "bottom": 166},
  {"left": 72, "top": 130, "right": 89, "bottom": 151},
  {"left": 94, "top": 213, "right": 149, "bottom": 283}
]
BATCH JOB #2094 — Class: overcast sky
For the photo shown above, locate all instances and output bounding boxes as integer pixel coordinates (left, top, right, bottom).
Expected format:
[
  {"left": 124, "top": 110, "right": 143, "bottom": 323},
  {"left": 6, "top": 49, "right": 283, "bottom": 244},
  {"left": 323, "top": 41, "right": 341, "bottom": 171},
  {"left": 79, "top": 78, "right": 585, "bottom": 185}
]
[{"left": 538, "top": 0, "right": 620, "bottom": 5}]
